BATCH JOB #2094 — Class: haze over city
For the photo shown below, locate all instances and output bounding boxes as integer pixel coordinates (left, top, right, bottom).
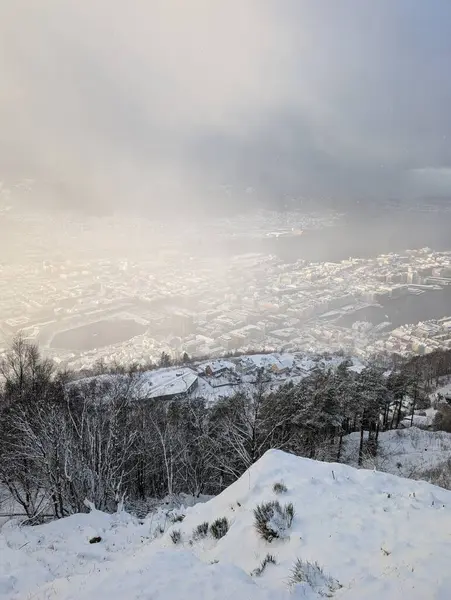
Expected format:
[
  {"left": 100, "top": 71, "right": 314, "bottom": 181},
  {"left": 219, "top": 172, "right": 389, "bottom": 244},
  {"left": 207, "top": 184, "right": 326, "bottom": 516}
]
[{"left": 1, "top": 0, "right": 451, "bottom": 369}]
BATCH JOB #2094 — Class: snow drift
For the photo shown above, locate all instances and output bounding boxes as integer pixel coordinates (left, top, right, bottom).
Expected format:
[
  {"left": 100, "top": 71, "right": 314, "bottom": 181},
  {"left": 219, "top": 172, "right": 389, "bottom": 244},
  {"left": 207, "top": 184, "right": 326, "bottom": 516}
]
[{"left": 2, "top": 450, "right": 451, "bottom": 599}]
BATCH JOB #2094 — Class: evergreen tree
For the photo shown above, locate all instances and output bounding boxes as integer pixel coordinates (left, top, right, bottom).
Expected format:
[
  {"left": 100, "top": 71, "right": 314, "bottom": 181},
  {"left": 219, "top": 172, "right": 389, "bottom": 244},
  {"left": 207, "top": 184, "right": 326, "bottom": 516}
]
[{"left": 159, "top": 351, "right": 172, "bottom": 368}]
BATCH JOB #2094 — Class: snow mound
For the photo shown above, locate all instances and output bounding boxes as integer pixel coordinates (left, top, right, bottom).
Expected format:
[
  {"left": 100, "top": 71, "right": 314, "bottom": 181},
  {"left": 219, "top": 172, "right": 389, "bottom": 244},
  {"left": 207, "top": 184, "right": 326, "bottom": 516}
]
[
  {"left": 160, "top": 450, "right": 451, "bottom": 599},
  {"left": 3, "top": 451, "right": 451, "bottom": 599},
  {"left": 30, "top": 550, "right": 287, "bottom": 600}
]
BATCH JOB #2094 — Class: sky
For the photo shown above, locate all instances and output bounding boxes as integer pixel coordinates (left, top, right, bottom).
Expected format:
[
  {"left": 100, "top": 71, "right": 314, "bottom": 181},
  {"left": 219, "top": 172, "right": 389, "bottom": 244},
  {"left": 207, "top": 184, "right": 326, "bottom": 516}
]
[{"left": 1, "top": 0, "right": 451, "bottom": 214}]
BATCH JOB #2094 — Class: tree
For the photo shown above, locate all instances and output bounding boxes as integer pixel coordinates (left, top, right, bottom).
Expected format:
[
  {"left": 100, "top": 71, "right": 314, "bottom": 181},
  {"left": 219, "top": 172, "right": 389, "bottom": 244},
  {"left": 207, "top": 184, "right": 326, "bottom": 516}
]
[
  {"left": 210, "top": 372, "right": 293, "bottom": 480},
  {"left": 0, "top": 336, "right": 56, "bottom": 519},
  {"left": 159, "top": 351, "right": 172, "bottom": 368},
  {"left": 63, "top": 374, "right": 139, "bottom": 512},
  {"left": 355, "top": 367, "right": 387, "bottom": 465},
  {"left": 434, "top": 404, "right": 451, "bottom": 433}
]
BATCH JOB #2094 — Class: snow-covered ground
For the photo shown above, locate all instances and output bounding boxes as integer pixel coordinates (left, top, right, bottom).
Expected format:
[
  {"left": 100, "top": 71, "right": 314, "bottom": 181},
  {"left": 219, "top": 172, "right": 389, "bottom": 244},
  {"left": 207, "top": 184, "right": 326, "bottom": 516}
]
[
  {"left": 342, "top": 427, "right": 451, "bottom": 481},
  {"left": 431, "top": 380, "right": 451, "bottom": 405},
  {"left": 2, "top": 450, "right": 451, "bottom": 599}
]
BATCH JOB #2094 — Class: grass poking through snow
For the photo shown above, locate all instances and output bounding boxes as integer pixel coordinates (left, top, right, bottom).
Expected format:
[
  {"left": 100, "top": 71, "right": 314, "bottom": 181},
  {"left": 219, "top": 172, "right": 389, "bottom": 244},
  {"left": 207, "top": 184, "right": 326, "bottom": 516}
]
[
  {"left": 251, "top": 553, "right": 277, "bottom": 577},
  {"left": 253, "top": 501, "right": 295, "bottom": 542},
  {"left": 273, "top": 481, "right": 288, "bottom": 494},
  {"left": 289, "top": 558, "right": 342, "bottom": 597},
  {"left": 210, "top": 517, "right": 229, "bottom": 540}
]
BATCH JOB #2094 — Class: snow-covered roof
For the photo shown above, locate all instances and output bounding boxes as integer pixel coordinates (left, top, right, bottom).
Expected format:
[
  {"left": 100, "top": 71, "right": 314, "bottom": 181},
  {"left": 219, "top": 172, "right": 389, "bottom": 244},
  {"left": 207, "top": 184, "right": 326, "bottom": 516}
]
[
  {"left": 348, "top": 359, "right": 366, "bottom": 374},
  {"left": 239, "top": 353, "right": 293, "bottom": 370},
  {"left": 198, "top": 359, "right": 235, "bottom": 374},
  {"left": 137, "top": 368, "right": 198, "bottom": 399}
]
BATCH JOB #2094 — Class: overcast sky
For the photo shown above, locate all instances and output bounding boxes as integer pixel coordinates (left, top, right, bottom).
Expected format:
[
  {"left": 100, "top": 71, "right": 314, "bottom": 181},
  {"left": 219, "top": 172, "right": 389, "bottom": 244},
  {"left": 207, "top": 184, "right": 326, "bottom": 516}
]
[{"left": 1, "top": 1, "right": 451, "bottom": 214}]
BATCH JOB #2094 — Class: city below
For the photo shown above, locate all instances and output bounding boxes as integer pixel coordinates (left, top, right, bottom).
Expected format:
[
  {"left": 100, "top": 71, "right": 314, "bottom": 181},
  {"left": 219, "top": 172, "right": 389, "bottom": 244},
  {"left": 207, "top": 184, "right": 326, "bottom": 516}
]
[{"left": 1, "top": 184, "right": 451, "bottom": 372}]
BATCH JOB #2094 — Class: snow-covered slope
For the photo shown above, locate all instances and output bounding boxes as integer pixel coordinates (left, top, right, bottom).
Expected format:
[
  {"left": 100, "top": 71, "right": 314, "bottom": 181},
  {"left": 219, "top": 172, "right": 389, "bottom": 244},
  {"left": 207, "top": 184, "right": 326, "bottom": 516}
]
[
  {"left": 342, "top": 427, "right": 451, "bottom": 481},
  {"left": 2, "top": 451, "right": 451, "bottom": 599}
]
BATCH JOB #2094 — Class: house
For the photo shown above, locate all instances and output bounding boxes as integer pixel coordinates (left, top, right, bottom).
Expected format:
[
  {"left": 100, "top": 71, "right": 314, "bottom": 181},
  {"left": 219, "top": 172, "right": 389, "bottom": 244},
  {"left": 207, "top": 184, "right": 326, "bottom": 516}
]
[
  {"left": 201, "top": 359, "right": 235, "bottom": 377},
  {"left": 239, "top": 353, "right": 294, "bottom": 375},
  {"left": 138, "top": 368, "right": 199, "bottom": 401}
]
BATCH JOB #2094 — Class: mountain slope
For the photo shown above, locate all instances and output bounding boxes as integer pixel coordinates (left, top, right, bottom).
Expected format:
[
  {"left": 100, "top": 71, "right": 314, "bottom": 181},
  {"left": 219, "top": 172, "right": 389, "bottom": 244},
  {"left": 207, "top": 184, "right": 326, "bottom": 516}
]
[{"left": 2, "top": 451, "right": 451, "bottom": 599}]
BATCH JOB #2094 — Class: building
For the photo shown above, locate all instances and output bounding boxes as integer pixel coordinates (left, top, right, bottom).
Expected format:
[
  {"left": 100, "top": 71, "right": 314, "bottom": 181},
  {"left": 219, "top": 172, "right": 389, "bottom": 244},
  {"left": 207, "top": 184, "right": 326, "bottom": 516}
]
[
  {"left": 202, "top": 359, "right": 235, "bottom": 377},
  {"left": 139, "top": 368, "right": 199, "bottom": 401}
]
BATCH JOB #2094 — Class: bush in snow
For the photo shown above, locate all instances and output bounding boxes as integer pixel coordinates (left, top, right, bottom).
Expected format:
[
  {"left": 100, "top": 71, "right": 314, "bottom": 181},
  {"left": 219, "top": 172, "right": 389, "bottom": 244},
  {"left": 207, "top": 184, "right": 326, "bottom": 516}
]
[
  {"left": 273, "top": 481, "right": 288, "bottom": 494},
  {"left": 210, "top": 517, "right": 229, "bottom": 539},
  {"left": 170, "top": 513, "right": 185, "bottom": 524},
  {"left": 420, "top": 457, "right": 451, "bottom": 490},
  {"left": 285, "top": 502, "right": 294, "bottom": 524},
  {"left": 434, "top": 404, "right": 451, "bottom": 433},
  {"left": 170, "top": 529, "right": 182, "bottom": 544},
  {"left": 289, "top": 558, "right": 342, "bottom": 597},
  {"left": 253, "top": 501, "right": 295, "bottom": 542},
  {"left": 251, "top": 553, "right": 277, "bottom": 576},
  {"left": 193, "top": 521, "right": 209, "bottom": 540}
]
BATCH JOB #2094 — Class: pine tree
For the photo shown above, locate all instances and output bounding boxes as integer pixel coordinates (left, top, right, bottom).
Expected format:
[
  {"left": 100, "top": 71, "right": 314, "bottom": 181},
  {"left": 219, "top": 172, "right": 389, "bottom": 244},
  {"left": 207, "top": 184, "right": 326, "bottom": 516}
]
[{"left": 159, "top": 351, "right": 172, "bottom": 368}]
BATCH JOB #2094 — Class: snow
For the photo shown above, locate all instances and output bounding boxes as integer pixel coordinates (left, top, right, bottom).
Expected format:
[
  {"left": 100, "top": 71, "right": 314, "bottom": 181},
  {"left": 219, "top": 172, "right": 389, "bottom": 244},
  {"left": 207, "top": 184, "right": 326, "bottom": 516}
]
[
  {"left": 239, "top": 353, "right": 295, "bottom": 371},
  {"left": 137, "top": 368, "right": 198, "bottom": 399},
  {"left": 197, "top": 359, "right": 236, "bottom": 374},
  {"left": 343, "top": 427, "right": 451, "bottom": 480},
  {"left": 72, "top": 352, "right": 367, "bottom": 404},
  {"left": 431, "top": 381, "right": 451, "bottom": 403},
  {"left": 400, "top": 414, "right": 433, "bottom": 429},
  {"left": 3, "top": 450, "right": 451, "bottom": 599}
]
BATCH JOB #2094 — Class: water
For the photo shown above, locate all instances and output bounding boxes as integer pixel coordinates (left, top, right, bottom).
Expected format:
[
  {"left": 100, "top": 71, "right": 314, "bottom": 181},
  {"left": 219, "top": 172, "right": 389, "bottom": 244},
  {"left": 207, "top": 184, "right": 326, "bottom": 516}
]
[
  {"left": 338, "top": 286, "right": 451, "bottom": 330},
  {"left": 208, "top": 210, "right": 451, "bottom": 263}
]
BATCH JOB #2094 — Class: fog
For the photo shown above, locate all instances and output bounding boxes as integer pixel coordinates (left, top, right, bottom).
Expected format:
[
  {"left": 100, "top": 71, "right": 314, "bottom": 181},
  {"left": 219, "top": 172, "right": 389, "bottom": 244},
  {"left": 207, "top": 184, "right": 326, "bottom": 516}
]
[
  {"left": 2, "top": 1, "right": 451, "bottom": 367},
  {"left": 1, "top": 0, "right": 451, "bottom": 214}
]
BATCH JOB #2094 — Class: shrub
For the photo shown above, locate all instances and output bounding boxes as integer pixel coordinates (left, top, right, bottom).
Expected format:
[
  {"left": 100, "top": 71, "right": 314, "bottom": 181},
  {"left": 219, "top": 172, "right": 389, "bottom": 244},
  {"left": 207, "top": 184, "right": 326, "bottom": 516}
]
[
  {"left": 289, "top": 559, "right": 342, "bottom": 597},
  {"left": 419, "top": 457, "right": 451, "bottom": 490},
  {"left": 251, "top": 553, "right": 277, "bottom": 576},
  {"left": 170, "top": 529, "right": 182, "bottom": 544},
  {"left": 210, "top": 517, "right": 229, "bottom": 540},
  {"left": 193, "top": 521, "right": 209, "bottom": 540},
  {"left": 285, "top": 502, "right": 295, "bottom": 526},
  {"left": 170, "top": 513, "right": 185, "bottom": 524},
  {"left": 434, "top": 405, "right": 451, "bottom": 433},
  {"left": 273, "top": 482, "right": 288, "bottom": 494},
  {"left": 253, "top": 501, "right": 295, "bottom": 542}
]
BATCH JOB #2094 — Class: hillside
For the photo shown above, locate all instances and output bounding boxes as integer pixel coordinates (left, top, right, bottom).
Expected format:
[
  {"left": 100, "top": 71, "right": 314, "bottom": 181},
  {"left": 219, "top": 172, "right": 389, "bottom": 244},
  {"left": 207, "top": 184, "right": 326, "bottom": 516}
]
[
  {"left": 342, "top": 427, "right": 451, "bottom": 483},
  {"left": 2, "top": 450, "right": 451, "bottom": 599}
]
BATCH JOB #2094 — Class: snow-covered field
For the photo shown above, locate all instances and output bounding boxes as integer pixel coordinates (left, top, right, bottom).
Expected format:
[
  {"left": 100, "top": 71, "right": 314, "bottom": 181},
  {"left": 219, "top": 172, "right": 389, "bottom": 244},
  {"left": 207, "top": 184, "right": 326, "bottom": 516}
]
[{"left": 2, "top": 450, "right": 451, "bottom": 599}]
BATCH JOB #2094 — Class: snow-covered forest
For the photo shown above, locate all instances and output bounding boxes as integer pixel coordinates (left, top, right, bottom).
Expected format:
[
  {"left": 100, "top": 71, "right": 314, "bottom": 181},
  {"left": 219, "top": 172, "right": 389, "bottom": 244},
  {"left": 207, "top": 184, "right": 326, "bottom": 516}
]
[{"left": 2, "top": 336, "right": 451, "bottom": 522}]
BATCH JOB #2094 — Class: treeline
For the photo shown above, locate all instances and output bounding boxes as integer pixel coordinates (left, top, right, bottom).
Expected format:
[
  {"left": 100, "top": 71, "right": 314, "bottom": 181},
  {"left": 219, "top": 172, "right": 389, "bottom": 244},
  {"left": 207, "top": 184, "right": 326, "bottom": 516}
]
[{"left": 1, "top": 337, "right": 450, "bottom": 521}]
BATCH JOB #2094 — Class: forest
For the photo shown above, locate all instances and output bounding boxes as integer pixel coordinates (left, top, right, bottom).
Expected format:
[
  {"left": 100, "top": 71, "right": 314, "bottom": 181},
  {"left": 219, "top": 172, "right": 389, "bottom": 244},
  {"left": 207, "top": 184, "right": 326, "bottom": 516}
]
[{"left": 1, "top": 336, "right": 451, "bottom": 521}]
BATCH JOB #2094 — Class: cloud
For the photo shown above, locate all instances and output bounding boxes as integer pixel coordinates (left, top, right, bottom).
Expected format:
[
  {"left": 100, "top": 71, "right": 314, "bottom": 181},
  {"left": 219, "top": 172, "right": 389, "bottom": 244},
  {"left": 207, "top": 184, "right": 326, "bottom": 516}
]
[
  {"left": 408, "top": 168, "right": 451, "bottom": 196},
  {"left": 1, "top": 1, "right": 292, "bottom": 211},
  {"left": 1, "top": 1, "right": 450, "bottom": 213}
]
